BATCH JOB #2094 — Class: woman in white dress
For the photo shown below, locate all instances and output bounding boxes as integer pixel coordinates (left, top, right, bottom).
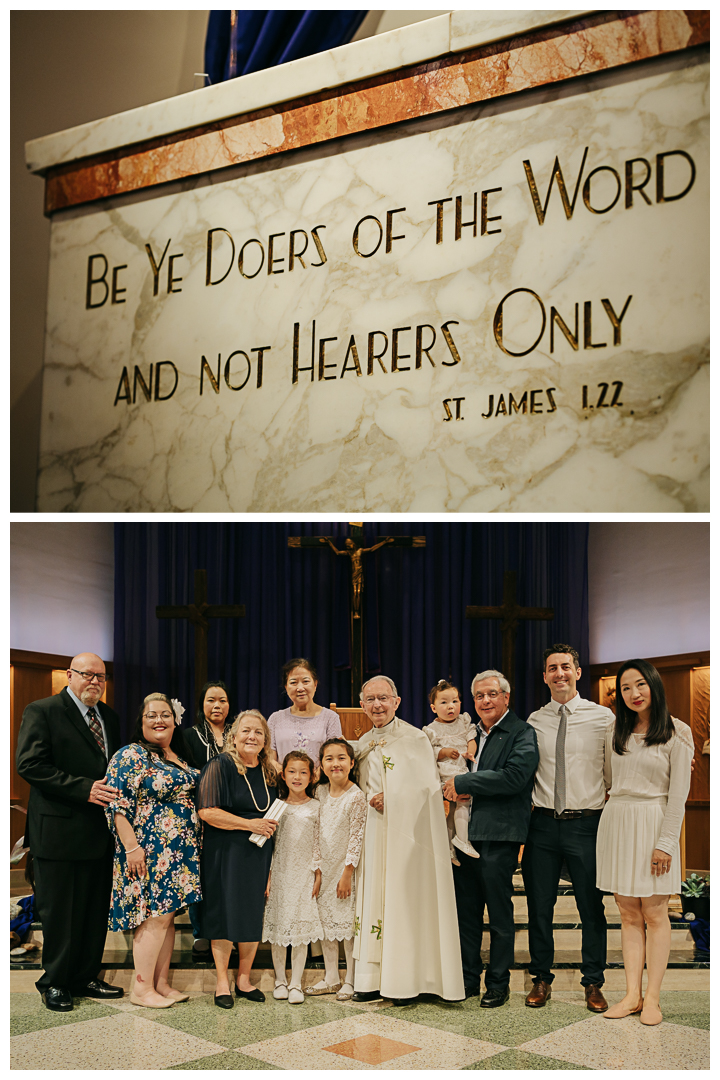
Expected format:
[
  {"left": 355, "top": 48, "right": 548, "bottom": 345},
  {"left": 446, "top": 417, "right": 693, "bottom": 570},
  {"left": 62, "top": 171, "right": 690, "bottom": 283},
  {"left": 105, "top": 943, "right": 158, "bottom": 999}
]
[{"left": 596, "top": 659, "right": 693, "bottom": 1026}]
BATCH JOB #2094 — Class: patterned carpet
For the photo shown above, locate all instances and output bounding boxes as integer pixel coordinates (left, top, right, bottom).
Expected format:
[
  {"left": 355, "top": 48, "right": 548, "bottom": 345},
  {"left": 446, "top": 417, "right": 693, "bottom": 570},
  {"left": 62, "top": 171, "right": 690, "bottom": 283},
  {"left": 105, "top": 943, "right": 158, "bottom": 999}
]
[{"left": 10, "top": 989, "right": 709, "bottom": 1070}]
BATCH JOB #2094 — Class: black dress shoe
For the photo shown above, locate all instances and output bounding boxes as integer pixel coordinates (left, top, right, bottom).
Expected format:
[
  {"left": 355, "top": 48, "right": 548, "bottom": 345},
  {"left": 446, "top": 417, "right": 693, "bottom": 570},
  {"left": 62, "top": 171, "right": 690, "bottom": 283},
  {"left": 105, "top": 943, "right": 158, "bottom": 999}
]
[
  {"left": 76, "top": 979, "right": 124, "bottom": 999},
  {"left": 214, "top": 994, "right": 234, "bottom": 1009},
  {"left": 234, "top": 986, "right": 265, "bottom": 1002},
  {"left": 464, "top": 985, "right": 481, "bottom": 999},
  {"left": 389, "top": 996, "right": 418, "bottom": 1007},
  {"left": 352, "top": 990, "right": 381, "bottom": 1002},
  {"left": 480, "top": 986, "right": 510, "bottom": 1008},
  {"left": 42, "top": 987, "right": 73, "bottom": 1012}
]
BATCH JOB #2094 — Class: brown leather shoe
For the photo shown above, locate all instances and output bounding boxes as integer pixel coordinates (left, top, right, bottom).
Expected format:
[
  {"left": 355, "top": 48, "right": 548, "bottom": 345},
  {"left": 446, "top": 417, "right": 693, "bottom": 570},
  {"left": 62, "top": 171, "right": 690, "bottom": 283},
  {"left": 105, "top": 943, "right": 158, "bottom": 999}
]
[
  {"left": 584, "top": 984, "right": 608, "bottom": 1012},
  {"left": 525, "top": 980, "right": 552, "bottom": 1007}
]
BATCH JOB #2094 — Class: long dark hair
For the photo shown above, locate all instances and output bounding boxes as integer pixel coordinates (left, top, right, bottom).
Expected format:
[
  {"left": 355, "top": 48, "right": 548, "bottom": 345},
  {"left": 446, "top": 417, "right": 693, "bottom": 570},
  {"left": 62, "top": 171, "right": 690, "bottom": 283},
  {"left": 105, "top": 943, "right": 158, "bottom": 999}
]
[
  {"left": 613, "top": 659, "right": 674, "bottom": 755},
  {"left": 133, "top": 693, "right": 192, "bottom": 764},
  {"left": 276, "top": 750, "right": 317, "bottom": 800},
  {"left": 195, "top": 680, "right": 233, "bottom": 758},
  {"left": 316, "top": 737, "right": 360, "bottom": 786}
]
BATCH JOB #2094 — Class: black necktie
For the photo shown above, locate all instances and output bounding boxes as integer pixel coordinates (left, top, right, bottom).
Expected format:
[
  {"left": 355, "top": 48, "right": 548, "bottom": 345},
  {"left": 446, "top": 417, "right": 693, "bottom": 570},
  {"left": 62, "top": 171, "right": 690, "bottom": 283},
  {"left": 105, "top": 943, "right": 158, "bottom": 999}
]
[{"left": 86, "top": 707, "right": 106, "bottom": 756}]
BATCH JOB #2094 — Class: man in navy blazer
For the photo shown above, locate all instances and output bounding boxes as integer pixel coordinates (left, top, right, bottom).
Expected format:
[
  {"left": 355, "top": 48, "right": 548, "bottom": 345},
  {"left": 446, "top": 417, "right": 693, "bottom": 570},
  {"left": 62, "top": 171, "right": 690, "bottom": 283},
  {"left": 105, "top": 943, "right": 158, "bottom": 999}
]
[
  {"left": 444, "top": 669, "right": 538, "bottom": 1008},
  {"left": 16, "top": 653, "right": 124, "bottom": 1012}
]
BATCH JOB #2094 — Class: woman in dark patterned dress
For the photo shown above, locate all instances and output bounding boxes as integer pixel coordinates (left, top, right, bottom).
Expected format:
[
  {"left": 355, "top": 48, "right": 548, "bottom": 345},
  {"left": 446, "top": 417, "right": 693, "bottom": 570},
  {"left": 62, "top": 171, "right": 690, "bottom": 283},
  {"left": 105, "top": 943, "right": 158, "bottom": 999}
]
[{"left": 105, "top": 693, "right": 201, "bottom": 1008}]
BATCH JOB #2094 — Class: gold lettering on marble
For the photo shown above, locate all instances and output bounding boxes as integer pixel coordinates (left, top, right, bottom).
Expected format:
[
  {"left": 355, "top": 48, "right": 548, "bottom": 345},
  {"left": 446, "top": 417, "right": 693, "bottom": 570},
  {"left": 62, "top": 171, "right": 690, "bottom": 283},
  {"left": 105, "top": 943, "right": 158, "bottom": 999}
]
[
  {"left": 206, "top": 228, "right": 235, "bottom": 286},
  {"left": 341, "top": 336, "right": 362, "bottom": 378},
  {"left": 610, "top": 381, "right": 624, "bottom": 406},
  {"left": 319, "top": 337, "right": 338, "bottom": 380},
  {"left": 582, "top": 382, "right": 624, "bottom": 409},
  {"left": 268, "top": 232, "right": 286, "bottom": 274},
  {"left": 530, "top": 389, "right": 543, "bottom": 414},
  {"left": 385, "top": 208, "right": 406, "bottom": 253},
  {"left": 415, "top": 324, "right": 437, "bottom": 368},
  {"left": 656, "top": 150, "right": 696, "bottom": 203},
  {"left": 86, "top": 254, "right": 109, "bottom": 309},
  {"left": 546, "top": 387, "right": 557, "bottom": 413},
  {"left": 582, "top": 384, "right": 589, "bottom": 409},
  {"left": 495, "top": 395, "right": 507, "bottom": 416},
  {"left": 289, "top": 230, "right": 309, "bottom": 270},
  {"left": 481, "top": 396, "right": 494, "bottom": 419},
  {"left": 625, "top": 158, "right": 652, "bottom": 208},
  {"left": 224, "top": 351, "right": 251, "bottom": 391},
  {"left": 582, "top": 166, "right": 622, "bottom": 214},
  {"left": 200, "top": 356, "right": 220, "bottom": 395},
  {"left": 428, "top": 198, "right": 452, "bottom": 244},
  {"left": 596, "top": 382, "right": 609, "bottom": 407},
  {"left": 310, "top": 226, "right": 328, "bottom": 266},
  {"left": 440, "top": 321, "right": 462, "bottom": 366},
  {"left": 455, "top": 193, "right": 478, "bottom": 239},
  {"left": 454, "top": 397, "right": 465, "bottom": 420},
  {"left": 601, "top": 296, "right": 632, "bottom": 345},
  {"left": 493, "top": 289, "right": 546, "bottom": 357},
  {"left": 111, "top": 265, "right": 127, "bottom": 305},
  {"left": 509, "top": 391, "right": 527, "bottom": 415},
  {"left": 252, "top": 345, "right": 271, "bottom": 388},
  {"left": 481, "top": 188, "right": 502, "bottom": 235},
  {"left": 154, "top": 360, "right": 178, "bottom": 400},
  {"left": 292, "top": 320, "right": 316, "bottom": 383},
  {"left": 238, "top": 238, "right": 265, "bottom": 279},
  {"left": 113, "top": 367, "right": 131, "bottom": 406},
  {"left": 442, "top": 398, "right": 454, "bottom": 421},
  {"left": 353, "top": 215, "right": 383, "bottom": 258},
  {"left": 133, "top": 365, "right": 153, "bottom": 404},
  {"left": 167, "top": 253, "right": 184, "bottom": 293},
  {"left": 523, "top": 147, "right": 589, "bottom": 225},
  {"left": 144, "top": 239, "right": 171, "bottom": 297},
  {"left": 367, "top": 331, "right": 389, "bottom": 375},
  {"left": 391, "top": 327, "right": 411, "bottom": 372},
  {"left": 550, "top": 304, "right": 579, "bottom": 352},
  {"left": 583, "top": 301, "right": 607, "bottom": 349}
]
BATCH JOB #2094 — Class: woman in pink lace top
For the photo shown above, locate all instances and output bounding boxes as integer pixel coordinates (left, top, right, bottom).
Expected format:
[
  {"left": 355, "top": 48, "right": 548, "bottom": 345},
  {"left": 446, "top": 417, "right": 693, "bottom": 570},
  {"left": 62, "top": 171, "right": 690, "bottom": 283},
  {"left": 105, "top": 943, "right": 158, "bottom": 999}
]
[{"left": 267, "top": 658, "right": 342, "bottom": 771}]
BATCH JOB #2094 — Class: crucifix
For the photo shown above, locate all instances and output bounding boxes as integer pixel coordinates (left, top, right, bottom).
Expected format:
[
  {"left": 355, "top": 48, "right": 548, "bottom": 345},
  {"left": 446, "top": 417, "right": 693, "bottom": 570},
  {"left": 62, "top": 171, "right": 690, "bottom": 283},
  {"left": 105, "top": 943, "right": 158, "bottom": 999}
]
[
  {"left": 156, "top": 569, "right": 246, "bottom": 701},
  {"left": 288, "top": 523, "right": 426, "bottom": 704},
  {"left": 466, "top": 570, "right": 554, "bottom": 695}
]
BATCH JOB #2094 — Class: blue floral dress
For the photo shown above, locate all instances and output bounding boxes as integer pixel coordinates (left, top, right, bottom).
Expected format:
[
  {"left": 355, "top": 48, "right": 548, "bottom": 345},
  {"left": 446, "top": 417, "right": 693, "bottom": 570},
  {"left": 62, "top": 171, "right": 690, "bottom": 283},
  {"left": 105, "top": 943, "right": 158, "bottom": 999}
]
[{"left": 105, "top": 743, "right": 202, "bottom": 930}]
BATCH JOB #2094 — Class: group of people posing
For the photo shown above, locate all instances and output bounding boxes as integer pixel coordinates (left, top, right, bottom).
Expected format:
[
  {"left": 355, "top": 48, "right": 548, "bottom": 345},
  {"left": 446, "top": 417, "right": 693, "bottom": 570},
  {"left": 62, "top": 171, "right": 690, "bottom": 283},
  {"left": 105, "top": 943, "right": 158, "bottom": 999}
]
[{"left": 16, "top": 646, "right": 692, "bottom": 1027}]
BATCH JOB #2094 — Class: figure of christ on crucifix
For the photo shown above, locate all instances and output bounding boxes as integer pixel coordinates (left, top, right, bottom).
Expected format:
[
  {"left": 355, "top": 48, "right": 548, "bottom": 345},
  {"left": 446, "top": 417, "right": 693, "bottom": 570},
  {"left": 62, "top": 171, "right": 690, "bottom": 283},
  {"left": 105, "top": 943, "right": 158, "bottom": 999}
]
[{"left": 319, "top": 536, "right": 395, "bottom": 618}]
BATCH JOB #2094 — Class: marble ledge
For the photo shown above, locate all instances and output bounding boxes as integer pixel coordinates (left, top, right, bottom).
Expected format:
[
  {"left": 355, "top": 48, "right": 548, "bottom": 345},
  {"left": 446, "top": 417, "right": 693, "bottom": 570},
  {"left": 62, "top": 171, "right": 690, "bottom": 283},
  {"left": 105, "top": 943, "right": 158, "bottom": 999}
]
[
  {"left": 26, "top": 9, "right": 593, "bottom": 175},
  {"left": 42, "top": 10, "right": 711, "bottom": 215}
]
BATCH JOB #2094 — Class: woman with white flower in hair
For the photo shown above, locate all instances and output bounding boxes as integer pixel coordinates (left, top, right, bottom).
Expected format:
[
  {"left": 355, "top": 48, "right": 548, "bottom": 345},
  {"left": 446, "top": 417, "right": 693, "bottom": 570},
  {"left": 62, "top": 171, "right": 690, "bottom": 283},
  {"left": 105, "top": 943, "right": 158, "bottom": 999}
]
[{"left": 104, "top": 693, "right": 201, "bottom": 1008}]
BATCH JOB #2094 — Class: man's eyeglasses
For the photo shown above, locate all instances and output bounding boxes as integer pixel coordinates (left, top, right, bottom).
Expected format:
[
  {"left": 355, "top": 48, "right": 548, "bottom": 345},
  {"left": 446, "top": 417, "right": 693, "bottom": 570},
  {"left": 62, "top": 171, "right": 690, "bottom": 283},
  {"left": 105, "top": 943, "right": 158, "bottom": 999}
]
[
  {"left": 364, "top": 695, "right": 392, "bottom": 704},
  {"left": 474, "top": 690, "right": 501, "bottom": 701},
  {"left": 70, "top": 669, "right": 106, "bottom": 683}
]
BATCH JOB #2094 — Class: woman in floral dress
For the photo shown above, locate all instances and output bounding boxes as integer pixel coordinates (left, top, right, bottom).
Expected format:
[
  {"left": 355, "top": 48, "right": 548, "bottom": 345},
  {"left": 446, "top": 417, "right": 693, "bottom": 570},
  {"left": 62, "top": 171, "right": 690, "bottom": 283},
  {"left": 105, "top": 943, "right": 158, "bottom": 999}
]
[{"left": 105, "top": 693, "right": 201, "bottom": 1009}]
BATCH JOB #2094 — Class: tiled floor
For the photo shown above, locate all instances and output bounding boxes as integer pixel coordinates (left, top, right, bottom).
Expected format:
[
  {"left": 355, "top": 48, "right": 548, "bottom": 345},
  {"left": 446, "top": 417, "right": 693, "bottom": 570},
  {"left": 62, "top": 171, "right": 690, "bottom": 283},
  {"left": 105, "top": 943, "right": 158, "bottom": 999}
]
[{"left": 10, "top": 989, "right": 709, "bottom": 1070}]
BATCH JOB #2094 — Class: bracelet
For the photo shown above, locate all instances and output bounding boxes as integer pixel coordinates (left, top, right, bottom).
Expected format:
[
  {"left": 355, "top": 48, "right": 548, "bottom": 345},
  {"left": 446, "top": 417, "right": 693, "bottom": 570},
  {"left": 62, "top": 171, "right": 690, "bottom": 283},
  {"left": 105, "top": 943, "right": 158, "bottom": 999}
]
[{"left": 125, "top": 844, "right": 143, "bottom": 855}]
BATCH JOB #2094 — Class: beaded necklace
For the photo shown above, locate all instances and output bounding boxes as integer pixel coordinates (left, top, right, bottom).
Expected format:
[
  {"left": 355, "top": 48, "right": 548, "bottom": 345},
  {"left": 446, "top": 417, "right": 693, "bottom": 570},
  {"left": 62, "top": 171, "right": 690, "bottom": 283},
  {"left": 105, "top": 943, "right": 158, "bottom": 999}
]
[{"left": 243, "top": 763, "right": 271, "bottom": 811}]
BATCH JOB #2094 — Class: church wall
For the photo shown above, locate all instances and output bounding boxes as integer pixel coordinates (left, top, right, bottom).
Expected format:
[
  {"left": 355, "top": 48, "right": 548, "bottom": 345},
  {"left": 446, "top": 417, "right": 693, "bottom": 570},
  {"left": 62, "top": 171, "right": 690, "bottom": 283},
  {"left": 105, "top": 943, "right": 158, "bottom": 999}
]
[
  {"left": 10, "top": 522, "right": 115, "bottom": 659},
  {"left": 587, "top": 522, "right": 709, "bottom": 665}
]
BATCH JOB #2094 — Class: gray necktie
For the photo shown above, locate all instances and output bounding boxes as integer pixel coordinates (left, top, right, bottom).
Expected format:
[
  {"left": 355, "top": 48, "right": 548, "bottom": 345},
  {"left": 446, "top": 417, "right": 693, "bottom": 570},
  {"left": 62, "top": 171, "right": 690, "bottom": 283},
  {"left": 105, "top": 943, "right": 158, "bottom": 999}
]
[{"left": 553, "top": 704, "right": 568, "bottom": 814}]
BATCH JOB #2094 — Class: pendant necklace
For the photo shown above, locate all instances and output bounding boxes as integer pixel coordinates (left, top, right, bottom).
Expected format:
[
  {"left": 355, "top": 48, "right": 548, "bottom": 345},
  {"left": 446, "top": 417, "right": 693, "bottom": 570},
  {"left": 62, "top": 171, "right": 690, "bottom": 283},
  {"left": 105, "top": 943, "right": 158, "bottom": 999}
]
[{"left": 244, "top": 766, "right": 271, "bottom": 811}]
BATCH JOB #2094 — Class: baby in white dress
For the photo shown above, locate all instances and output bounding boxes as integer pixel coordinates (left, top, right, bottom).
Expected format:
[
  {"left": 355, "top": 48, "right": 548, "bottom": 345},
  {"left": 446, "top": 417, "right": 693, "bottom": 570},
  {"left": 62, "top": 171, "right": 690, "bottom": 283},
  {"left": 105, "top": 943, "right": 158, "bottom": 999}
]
[{"left": 423, "top": 680, "right": 478, "bottom": 865}]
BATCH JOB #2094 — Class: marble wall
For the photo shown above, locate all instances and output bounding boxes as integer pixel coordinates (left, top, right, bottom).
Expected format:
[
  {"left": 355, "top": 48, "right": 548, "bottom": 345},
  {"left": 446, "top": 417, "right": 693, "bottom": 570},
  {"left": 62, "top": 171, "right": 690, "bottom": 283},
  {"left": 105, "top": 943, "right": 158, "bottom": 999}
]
[{"left": 36, "top": 51, "right": 709, "bottom": 511}]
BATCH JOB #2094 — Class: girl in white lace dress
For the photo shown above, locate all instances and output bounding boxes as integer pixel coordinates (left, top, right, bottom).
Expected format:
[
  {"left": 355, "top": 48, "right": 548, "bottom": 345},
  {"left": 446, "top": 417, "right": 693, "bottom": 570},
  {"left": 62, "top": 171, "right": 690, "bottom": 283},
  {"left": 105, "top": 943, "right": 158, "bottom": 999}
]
[
  {"left": 305, "top": 738, "right": 367, "bottom": 1002},
  {"left": 262, "top": 751, "right": 323, "bottom": 1004},
  {"left": 596, "top": 659, "right": 693, "bottom": 1027}
]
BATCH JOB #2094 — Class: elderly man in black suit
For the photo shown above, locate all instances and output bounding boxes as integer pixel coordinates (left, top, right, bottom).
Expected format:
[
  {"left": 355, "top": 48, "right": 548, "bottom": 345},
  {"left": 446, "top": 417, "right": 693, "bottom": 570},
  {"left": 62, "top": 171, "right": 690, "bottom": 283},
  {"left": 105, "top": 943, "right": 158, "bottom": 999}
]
[
  {"left": 16, "top": 652, "right": 124, "bottom": 1012},
  {"left": 444, "top": 669, "right": 538, "bottom": 1008}
]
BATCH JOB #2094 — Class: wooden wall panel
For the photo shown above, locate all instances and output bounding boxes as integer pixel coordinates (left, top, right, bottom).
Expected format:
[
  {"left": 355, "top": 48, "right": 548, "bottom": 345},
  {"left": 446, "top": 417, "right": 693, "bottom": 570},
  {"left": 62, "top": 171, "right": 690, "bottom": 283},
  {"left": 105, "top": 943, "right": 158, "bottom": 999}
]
[{"left": 330, "top": 705, "right": 373, "bottom": 743}]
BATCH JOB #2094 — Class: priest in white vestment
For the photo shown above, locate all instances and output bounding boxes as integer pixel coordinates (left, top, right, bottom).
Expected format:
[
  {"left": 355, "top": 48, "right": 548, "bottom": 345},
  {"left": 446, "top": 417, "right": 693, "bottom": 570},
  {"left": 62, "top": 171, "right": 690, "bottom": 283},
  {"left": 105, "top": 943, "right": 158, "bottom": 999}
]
[{"left": 351, "top": 676, "right": 465, "bottom": 1003}]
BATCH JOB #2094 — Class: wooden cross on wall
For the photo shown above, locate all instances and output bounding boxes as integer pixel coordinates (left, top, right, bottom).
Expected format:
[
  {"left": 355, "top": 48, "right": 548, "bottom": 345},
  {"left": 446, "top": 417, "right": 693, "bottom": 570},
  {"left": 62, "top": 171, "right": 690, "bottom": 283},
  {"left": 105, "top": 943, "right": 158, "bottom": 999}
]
[
  {"left": 466, "top": 570, "right": 554, "bottom": 696},
  {"left": 289, "top": 523, "right": 425, "bottom": 704},
  {"left": 156, "top": 569, "right": 245, "bottom": 701}
]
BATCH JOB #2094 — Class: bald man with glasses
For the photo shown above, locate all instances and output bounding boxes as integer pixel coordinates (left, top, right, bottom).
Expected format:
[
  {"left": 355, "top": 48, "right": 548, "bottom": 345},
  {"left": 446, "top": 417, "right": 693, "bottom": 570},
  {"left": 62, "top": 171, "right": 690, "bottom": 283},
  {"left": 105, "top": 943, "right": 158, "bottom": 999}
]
[{"left": 16, "top": 653, "right": 123, "bottom": 1012}]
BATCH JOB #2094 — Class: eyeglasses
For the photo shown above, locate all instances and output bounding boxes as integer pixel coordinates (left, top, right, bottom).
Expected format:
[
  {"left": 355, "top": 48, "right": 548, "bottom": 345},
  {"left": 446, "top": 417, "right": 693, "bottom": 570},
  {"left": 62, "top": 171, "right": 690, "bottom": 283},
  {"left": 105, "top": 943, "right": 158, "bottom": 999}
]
[
  {"left": 474, "top": 690, "right": 502, "bottom": 701},
  {"left": 70, "top": 669, "right": 106, "bottom": 683},
  {"left": 144, "top": 711, "right": 174, "bottom": 721},
  {"left": 363, "top": 695, "right": 393, "bottom": 704}
]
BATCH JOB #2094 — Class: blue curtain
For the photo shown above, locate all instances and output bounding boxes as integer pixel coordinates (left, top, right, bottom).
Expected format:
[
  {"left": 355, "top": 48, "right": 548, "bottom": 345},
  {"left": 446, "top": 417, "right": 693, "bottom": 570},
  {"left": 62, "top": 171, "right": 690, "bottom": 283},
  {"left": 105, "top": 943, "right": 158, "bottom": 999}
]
[
  {"left": 204, "top": 10, "right": 368, "bottom": 84},
  {"left": 113, "top": 523, "right": 589, "bottom": 741}
]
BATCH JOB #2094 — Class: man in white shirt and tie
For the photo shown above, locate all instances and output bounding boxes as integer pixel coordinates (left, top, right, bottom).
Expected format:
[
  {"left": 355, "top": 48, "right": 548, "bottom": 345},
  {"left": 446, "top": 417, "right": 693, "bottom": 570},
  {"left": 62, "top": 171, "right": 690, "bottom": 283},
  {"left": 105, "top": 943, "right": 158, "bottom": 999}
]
[{"left": 522, "top": 645, "right": 613, "bottom": 1012}]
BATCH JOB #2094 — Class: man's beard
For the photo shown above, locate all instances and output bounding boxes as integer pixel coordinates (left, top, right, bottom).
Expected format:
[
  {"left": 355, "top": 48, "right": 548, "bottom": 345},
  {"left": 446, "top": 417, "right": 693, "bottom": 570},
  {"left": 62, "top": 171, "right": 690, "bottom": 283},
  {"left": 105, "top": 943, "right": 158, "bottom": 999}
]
[{"left": 80, "top": 687, "right": 102, "bottom": 706}]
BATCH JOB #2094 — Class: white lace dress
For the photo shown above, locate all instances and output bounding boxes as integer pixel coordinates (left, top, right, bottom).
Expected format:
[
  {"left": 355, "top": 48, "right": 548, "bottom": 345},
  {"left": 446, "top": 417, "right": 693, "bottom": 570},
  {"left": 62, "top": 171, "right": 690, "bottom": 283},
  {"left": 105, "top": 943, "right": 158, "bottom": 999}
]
[
  {"left": 315, "top": 783, "right": 367, "bottom": 941},
  {"left": 422, "top": 713, "right": 477, "bottom": 779},
  {"left": 262, "top": 799, "right": 324, "bottom": 946},
  {"left": 596, "top": 718, "right": 694, "bottom": 896}
]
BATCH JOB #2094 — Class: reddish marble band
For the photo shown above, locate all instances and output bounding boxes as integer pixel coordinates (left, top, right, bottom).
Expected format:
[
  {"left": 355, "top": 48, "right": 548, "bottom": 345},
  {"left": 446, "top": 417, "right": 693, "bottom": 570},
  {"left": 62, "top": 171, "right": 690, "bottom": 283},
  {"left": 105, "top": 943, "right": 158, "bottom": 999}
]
[{"left": 44, "top": 10, "right": 710, "bottom": 216}]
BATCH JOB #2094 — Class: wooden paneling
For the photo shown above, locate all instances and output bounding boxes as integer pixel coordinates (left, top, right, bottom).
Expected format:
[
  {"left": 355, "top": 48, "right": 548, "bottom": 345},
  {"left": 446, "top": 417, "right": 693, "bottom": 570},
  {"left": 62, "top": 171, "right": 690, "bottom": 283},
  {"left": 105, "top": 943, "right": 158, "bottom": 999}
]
[{"left": 329, "top": 705, "right": 373, "bottom": 743}]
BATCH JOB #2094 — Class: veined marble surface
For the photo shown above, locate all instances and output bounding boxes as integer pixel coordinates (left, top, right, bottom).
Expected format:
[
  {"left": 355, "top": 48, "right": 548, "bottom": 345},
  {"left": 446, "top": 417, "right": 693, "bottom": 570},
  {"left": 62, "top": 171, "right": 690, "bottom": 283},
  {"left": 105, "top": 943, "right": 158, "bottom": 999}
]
[
  {"left": 26, "top": 10, "right": 592, "bottom": 174},
  {"left": 36, "top": 55, "right": 709, "bottom": 512}
]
